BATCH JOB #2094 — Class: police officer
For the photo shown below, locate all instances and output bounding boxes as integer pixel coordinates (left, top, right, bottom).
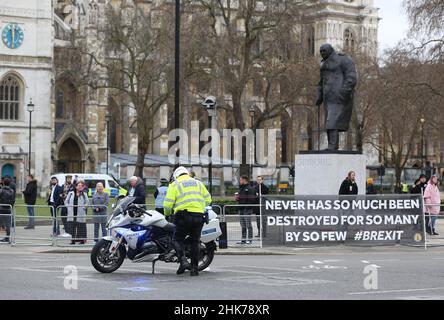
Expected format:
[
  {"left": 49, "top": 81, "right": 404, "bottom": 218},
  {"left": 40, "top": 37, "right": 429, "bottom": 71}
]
[
  {"left": 154, "top": 178, "right": 169, "bottom": 214},
  {"left": 163, "top": 166, "right": 212, "bottom": 276}
]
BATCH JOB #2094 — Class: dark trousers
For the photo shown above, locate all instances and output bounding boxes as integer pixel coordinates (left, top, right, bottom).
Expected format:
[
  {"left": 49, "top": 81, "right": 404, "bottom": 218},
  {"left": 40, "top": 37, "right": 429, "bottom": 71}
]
[
  {"left": 240, "top": 209, "right": 253, "bottom": 241},
  {"left": 50, "top": 204, "right": 60, "bottom": 235},
  {"left": 27, "top": 206, "right": 35, "bottom": 226},
  {"left": 253, "top": 207, "right": 266, "bottom": 237},
  {"left": 94, "top": 223, "right": 107, "bottom": 241},
  {"left": 0, "top": 209, "right": 11, "bottom": 238},
  {"left": 60, "top": 207, "right": 68, "bottom": 231},
  {"left": 173, "top": 212, "right": 204, "bottom": 268},
  {"left": 67, "top": 221, "right": 87, "bottom": 242}
]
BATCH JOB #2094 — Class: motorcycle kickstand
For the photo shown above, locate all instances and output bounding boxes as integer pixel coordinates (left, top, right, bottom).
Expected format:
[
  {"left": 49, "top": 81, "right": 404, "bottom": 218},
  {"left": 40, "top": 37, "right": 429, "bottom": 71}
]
[{"left": 152, "top": 258, "right": 159, "bottom": 275}]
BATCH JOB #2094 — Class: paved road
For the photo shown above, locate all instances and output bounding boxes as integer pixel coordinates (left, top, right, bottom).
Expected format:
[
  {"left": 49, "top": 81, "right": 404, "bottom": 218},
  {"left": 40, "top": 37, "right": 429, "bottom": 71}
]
[{"left": 1, "top": 248, "right": 444, "bottom": 300}]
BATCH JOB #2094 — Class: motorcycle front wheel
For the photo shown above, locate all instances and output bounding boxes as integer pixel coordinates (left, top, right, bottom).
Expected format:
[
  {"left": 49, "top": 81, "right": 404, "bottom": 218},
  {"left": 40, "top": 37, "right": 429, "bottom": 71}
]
[{"left": 91, "top": 239, "right": 126, "bottom": 273}]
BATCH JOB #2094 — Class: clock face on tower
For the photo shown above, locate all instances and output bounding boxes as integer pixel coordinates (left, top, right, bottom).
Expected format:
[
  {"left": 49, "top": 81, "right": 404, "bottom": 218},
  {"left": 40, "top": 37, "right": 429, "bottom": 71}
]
[{"left": 2, "top": 24, "right": 24, "bottom": 49}]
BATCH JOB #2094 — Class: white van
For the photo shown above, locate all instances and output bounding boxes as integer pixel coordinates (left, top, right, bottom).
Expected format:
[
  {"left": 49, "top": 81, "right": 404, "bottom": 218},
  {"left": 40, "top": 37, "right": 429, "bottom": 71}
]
[{"left": 51, "top": 173, "right": 127, "bottom": 198}]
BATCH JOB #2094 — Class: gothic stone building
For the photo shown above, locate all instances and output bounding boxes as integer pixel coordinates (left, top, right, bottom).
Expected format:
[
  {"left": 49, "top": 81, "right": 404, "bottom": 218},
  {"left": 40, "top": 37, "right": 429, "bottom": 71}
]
[{"left": 0, "top": 0, "right": 380, "bottom": 193}]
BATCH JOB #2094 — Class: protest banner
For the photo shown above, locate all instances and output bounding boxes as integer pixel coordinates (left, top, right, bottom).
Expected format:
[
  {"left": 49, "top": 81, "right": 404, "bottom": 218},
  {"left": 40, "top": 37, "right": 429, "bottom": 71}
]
[{"left": 261, "top": 195, "right": 424, "bottom": 247}]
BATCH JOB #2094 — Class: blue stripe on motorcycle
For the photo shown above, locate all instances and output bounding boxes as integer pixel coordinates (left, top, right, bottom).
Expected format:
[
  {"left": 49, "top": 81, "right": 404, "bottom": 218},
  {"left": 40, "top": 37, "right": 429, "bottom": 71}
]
[{"left": 202, "top": 228, "right": 217, "bottom": 235}]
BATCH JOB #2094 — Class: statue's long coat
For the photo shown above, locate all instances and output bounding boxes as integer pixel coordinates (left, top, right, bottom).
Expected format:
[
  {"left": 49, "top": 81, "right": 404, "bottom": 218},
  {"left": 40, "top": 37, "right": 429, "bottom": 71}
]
[{"left": 316, "top": 51, "right": 357, "bottom": 132}]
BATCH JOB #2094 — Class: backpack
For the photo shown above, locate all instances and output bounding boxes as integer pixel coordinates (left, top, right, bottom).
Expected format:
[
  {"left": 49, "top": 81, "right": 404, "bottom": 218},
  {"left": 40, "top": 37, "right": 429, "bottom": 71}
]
[{"left": 0, "top": 186, "right": 15, "bottom": 206}]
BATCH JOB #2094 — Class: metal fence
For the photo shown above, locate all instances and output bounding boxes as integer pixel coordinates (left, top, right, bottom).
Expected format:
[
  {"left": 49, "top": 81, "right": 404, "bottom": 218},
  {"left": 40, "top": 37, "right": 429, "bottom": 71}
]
[
  {"left": 2, "top": 201, "right": 443, "bottom": 249},
  {"left": 13, "top": 204, "right": 56, "bottom": 246},
  {"left": 222, "top": 204, "right": 262, "bottom": 248}
]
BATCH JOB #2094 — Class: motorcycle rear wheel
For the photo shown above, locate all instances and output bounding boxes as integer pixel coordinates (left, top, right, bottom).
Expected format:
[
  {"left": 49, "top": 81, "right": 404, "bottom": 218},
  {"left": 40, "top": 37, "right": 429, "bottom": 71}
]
[{"left": 91, "top": 239, "right": 126, "bottom": 273}]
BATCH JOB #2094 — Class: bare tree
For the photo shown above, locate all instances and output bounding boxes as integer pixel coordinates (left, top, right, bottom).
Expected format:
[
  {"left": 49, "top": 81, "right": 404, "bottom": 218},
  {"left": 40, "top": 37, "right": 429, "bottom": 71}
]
[
  {"left": 404, "top": 0, "right": 444, "bottom": 61},
  {"left": 80, "top": 2, "right": 175, "bottom": 178},
  {"left": 370, "top": 48, "right": 437, "bottom": 189}
]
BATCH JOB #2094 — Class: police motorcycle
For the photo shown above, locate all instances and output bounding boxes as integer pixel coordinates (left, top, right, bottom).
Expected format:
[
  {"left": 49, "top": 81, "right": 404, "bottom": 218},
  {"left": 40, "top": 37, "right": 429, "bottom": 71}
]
[{"left": 90, "top": 196, "right": 222, "bottom": 274}]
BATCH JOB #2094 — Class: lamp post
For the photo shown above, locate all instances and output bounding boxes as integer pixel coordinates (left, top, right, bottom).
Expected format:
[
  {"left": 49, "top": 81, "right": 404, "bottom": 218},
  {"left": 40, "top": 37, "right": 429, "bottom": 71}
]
[
  {"left": 249, "top": 105, "right": 255, "bottom": 180},
  {"left": 421, "top": 117, "right": 425, "bottom": 174},
  {"left": 175, "top": 0, "right": 180, "bottom": 131},
  {"left": 202, "top": 96, "right": 217, "bottom": 194},
  {"left": 105, "top": 112, "right": 111, "bottom": 175},
  {"left": 27, "top": 99, "right": 35, "bottom": 176}
]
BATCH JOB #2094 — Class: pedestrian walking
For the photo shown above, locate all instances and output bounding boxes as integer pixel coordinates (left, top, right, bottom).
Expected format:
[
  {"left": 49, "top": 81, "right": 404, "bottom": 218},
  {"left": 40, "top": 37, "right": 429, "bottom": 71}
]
[
  {"left": 47, "top": 176, "right": 63, "bottom": 236},
  {"left": 154, "top": 178, "right": 169, "bottom": 214},
  {"left": 0, "top": 178, "right": 15, "bottom": 243},
  {"left": 339, "top": 171, "right": 358, "bottom": 195},
  {"left": 65, "top": 180, "right": 89, "bottom": 244},
  {"left": 23, "top": 175, "right": 37, "bottom": 229},
  {"left": 237, "top": 176, "right": 256, "bottom": 245},
  {"left": 92, "top": 182, "right": 109, "bottom": 242},
  {"left": 253, "top": 175, "right": 269, "bottom": 237},
  {"left": 423, "top": 175, "right": 441, "bottom": 236}
]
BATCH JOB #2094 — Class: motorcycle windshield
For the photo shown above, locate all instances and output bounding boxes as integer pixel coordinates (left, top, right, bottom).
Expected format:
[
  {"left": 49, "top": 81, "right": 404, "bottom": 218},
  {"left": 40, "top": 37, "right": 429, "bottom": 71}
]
[{"left": 111, "top": 196, "right": 136, "bottom": 219}]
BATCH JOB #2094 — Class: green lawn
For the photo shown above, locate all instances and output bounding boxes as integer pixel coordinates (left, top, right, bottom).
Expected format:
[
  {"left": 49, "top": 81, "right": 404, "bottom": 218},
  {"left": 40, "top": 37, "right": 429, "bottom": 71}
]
[{"left": 12, "top": 196, "right": 234, "bottom": 217}]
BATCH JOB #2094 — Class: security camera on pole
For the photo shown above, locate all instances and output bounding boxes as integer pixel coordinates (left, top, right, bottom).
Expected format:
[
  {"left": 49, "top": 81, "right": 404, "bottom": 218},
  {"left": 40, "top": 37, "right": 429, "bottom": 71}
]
[{"left": 202, "top": 96, "right": 217, "bottom": 194}]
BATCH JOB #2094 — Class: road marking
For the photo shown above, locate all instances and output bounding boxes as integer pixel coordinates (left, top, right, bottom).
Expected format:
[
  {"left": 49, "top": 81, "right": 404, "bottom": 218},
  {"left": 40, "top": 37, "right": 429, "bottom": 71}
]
[
  {"left": 397, "top": 295, "right": 444, "bottom": 300},
  {"left": 119, "top": 287, "right": 157, "bottom": 292},
  {"left": 217, "top": 275, "right": 334, "bottom": 286},
  {"left": 216, "top": 265, "right": 313, "bottom": 273},
  {"left": 349, "top": 287, "right": 444, "bottom": 295}
]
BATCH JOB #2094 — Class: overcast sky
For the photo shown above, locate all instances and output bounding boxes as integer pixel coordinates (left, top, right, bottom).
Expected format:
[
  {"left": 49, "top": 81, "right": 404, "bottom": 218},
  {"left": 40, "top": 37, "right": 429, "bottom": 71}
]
[{"left": 374, "top": 0, "right": 410, "bottom": 55}]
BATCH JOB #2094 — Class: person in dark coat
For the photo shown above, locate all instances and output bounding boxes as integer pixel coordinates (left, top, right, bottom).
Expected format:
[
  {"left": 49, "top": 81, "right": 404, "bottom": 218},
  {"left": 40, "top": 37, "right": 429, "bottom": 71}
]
[
  {"left": 126, "top": 176, "right": 146, "bottom": 205},
  {"left": 339, "top": 171, "right": 358, "bottom": 195},
  {"left": 23, "top": 175, "right": 37, "bottom": 229},
  {"left": 0, "top": 178, "right": 15, "bottom": 243},
  {"left": 47, "top": 176, "right": 63, "bottom": 236},
  {"left": 236, "top": 176, "right": 257, "bottom": 244},
  {"left": 61, "top": 175, "right": 75, "bottom": 233},
  {"left": 316, "top": 44, "right": 357, "bottom": 151},
  {"left": 253, "top": 176, "right": 269, "bottom": 238},
  {"left": 411, "top": 174, "right": 427, "bottom": 194}
]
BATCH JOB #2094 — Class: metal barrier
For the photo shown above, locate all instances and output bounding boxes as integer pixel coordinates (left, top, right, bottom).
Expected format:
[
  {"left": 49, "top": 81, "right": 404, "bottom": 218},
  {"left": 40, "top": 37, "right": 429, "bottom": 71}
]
[
  {"left": 222, "top": 204, "right": 262, "bottom": 248},
  {"left": 211, "top": 205, "right": 223, "bottom": 217},
  {"left": 0, "top": 204, "right": 13, "bottom": 245},
  {"left": 13, "top": 205, "right": 56, "bottom": 246},
  {"left": 423, "top": 203, "right": 443, "bottom": 248}
]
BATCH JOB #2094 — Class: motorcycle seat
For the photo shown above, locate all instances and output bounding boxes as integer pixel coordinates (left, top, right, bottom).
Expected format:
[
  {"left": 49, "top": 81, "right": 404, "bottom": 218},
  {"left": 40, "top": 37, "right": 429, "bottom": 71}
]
[{"left": 163, "top": 223, "right": 176, "bottom": 233}]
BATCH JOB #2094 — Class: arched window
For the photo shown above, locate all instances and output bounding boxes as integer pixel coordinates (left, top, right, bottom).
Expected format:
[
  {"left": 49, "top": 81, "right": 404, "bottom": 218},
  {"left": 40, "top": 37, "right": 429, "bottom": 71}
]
[
  {"left": 308, "top": 26, "right": 315, "bottom": 56},
  {"left": 0, "top": 75, "right": 22, "bottom": 120},
  {"left": 344, "top": 28, "right": 355, "bottom": 52}
]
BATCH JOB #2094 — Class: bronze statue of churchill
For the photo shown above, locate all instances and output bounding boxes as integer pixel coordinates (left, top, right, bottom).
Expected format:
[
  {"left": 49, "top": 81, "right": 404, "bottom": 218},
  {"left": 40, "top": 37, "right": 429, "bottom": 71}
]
[{"left": 316, "top": 44, "right": 357, "bottom": 151}]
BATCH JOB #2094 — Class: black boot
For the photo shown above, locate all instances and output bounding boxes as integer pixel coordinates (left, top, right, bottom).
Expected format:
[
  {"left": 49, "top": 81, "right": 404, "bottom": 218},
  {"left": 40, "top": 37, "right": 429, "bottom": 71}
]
[
  {"left": 426, "top": 226, "right": 432, "bottom": 235},
  {"left": 433, "top": 229, "right": 439, "bottom": 236},
  {"left": 176, "top": 257, "right": 191, "bottom": 275},
  {"left": 190, "top": 266, "right": 199, "bottom": 277}
]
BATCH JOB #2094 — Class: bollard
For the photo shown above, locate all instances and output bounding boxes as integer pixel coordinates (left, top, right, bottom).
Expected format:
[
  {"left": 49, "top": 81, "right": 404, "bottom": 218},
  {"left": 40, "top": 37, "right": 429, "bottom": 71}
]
[{"left": 218, "top": 221, "right": 228, "bottom": 249}]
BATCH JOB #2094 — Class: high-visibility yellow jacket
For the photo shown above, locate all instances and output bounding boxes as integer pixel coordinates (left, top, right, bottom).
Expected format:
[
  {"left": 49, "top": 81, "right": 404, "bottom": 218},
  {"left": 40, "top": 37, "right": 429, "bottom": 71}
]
[{"left": 163, "top": 175, "right": 212, "bottom": 216}]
